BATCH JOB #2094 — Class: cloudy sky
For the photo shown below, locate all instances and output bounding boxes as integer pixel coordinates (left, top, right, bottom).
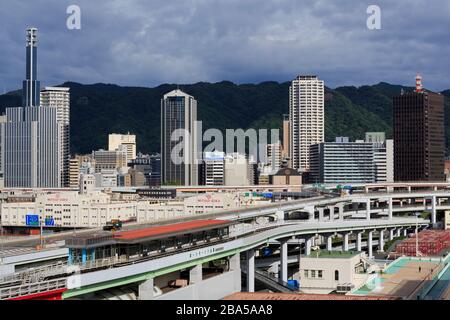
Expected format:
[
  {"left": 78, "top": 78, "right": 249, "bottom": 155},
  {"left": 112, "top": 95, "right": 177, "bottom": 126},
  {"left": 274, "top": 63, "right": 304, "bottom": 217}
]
[{"left": 0, "top": 0, "right": 449, "bottom": 93}]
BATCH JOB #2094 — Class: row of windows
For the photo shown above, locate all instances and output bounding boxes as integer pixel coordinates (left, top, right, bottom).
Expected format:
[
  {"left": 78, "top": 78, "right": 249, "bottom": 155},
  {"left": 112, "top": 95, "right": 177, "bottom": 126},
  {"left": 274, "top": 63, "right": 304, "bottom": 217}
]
[{"left": 303, "top": 270, "right": 340, "bottom": 281}]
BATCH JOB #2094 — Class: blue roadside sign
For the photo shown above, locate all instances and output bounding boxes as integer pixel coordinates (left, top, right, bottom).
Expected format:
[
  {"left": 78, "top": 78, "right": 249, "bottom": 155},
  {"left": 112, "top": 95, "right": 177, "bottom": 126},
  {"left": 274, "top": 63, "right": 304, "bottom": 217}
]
[
  {"left": 45, "top": 217, "right": 55, "bottom": 226},
  {"left": 25, "top": 214, "right": 39, "bottom": 226}
]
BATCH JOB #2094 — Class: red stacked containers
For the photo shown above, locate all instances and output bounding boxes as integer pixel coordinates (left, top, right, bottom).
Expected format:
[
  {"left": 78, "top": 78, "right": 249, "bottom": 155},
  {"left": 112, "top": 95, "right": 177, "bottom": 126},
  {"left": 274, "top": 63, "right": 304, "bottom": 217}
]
[{"left": 395, "top": 230, "right": 450, "bottom": 256}]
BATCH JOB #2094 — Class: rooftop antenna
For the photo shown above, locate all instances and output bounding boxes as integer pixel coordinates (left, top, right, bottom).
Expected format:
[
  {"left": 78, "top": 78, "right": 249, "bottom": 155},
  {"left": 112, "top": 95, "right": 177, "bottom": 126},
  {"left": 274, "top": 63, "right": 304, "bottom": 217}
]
[{"left": 415, "top": 73, "right": 423, "bottom": 93}]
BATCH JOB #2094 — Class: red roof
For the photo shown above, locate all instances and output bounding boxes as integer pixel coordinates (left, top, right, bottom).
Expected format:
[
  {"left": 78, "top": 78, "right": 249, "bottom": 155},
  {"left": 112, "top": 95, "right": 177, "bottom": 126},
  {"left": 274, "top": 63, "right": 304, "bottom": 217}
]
[{"left": 114, "top": 219, "right": 231, "bottom": 240}]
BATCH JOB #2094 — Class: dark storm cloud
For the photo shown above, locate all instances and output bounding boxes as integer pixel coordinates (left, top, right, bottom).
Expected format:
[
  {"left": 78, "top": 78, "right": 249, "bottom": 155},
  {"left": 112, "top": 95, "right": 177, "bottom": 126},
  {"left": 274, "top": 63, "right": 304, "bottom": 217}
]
[{"left": 0, "top": 0, "right": 449, "bottom": 93}]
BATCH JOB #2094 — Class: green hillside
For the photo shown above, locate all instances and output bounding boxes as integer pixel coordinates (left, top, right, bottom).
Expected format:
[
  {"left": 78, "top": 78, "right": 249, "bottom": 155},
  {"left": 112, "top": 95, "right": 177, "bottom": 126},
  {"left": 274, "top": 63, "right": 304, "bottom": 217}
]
[{"left": 0, "top": 81, "right": 448, "bottom": 155}]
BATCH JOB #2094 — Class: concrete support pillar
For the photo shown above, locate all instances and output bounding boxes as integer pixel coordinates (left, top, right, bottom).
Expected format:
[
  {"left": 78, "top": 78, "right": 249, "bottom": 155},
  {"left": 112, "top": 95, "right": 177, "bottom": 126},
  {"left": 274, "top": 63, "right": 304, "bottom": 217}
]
[
  {"left": 389, "top": 229, "right": 394, "bottom": 241},
  {"left": 368, "top": 231, "right": 373, "bottom": 258},
  {"left": 229, "top": 253, "right": 241, "bottom": 292},
  {"left": 327, "top": 235, "right": 333, "bottom": 251},
  {"left": 230, "top": 253, "right": 240, "bottom": 271},
  {"left": 305, "top": 237, "right": 312, "bottom": 256},
  {"left": 379, "top": 230, "right": 385, "bottom": 252},
  {"left": 338, "top": 204, "right": 344, "bottom": 221},
  {"left": 318, "top": 208, "right": 324, "bottom": 222},
  {"left": 328, "top": 206, "right": 335, "bottom": 221},
  {"left": 397, "top": 228, "right": 401, "bottom": 237},
  {"left": 343, "top": 233, "right": 350, "bottom": 252},
  {"left": 366, "top": 199, "right": 371, "bottom": 220},
  {"left": 403, "top": 228, "right": 408, "bottom": 237},
  {"left": 431, "top": 196, "right": 437, "bottom": 225},
  {"left": 139, "top": 278, "right": 154, "bottom": 300},
  {"left": 388, "top": 198, "right": 393, "bottom": 220},
  {"left": 190, "top": 264, "right": 203, "bottom": 284},
  {"left": 280, "top": 240, "right": 288, "bottom": 283},
  {"left": 246, "top": 250, "right": 255, "bottom": 292},
  {"left": 356, "top": 232, "right": 362, "bottom": 252}
]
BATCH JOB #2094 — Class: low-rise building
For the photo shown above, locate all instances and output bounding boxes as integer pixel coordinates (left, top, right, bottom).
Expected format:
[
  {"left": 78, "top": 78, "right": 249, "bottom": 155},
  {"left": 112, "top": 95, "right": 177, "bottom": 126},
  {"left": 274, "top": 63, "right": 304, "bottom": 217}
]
[
  {"left": 0, "top": 191, "right": 136, "bottom": 229},
  {"left": 298, "top": 251, "right": 369, "bottom": 294},
  {"left": 270, "top": 168, "right": 302, "bottom": 190}
]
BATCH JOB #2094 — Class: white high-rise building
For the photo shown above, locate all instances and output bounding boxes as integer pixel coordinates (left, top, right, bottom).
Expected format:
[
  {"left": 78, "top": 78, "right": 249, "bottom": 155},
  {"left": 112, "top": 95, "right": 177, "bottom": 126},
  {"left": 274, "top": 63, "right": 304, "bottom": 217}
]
[
  {"left": 365, "top": 132, "right": 394, "bottom": 183},
  {"left": 203, "top": 151, "right": 225, "bottom": 186},
  {"left": 289, "top": 75, "right": 324, "bottom": 173},
  {"left": 108, "top": 133, "right": 137, "bottom": 162},
  {"left": 266, "top": 143, "right": 282, "bottom": 172},
  {"left": 40, "top": 87, "right": 70, "bottom": 187}
]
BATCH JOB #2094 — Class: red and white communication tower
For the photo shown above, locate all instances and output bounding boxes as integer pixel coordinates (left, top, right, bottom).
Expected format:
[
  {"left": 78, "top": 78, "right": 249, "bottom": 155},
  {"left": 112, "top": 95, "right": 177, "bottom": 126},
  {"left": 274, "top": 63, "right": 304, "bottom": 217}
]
[{"left": 415, "top": 73, "right": 423, "bottom": 93}]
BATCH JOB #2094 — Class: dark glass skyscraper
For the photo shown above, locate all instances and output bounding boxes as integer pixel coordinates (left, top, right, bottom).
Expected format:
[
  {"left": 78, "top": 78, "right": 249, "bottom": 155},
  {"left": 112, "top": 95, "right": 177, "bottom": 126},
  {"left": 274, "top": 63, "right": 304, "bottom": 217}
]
[
  {"left": 393, "top": 82, "right": 445, "bottom": 182},
  {"left": 22, "top": 28, "right": 40, "bottom": 107}
]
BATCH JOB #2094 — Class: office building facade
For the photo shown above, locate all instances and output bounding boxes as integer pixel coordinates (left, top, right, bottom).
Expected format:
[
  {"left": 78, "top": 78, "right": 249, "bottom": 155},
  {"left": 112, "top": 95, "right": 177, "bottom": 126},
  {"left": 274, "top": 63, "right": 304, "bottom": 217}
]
[
  {"left": 4, "top": 107, "right": 61, "bottom": 187},
  {"left": 393, "top": 79, "right": 445, "bottom": 182},
  {"left": 92, "top": 149, "right": 127, "bottom": 172},
  {"left": 203, "top": 151, "right": 225, "bottom": 186},
  {"left": 108, "top": 133, "right": 137, "bottom": 162},
  {"left": 310, "top": 137, "right": 375, "bottom": 184},
  {"left": 365, "top": 132, "right": 394, "bottom": 183},
  {"left": 161, "top": 89, "right": 199, "bottom": 186}
]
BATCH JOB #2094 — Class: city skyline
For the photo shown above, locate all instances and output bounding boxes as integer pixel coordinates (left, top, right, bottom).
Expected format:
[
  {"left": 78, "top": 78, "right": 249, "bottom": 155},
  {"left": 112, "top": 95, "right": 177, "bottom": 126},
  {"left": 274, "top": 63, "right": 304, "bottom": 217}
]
[
  {"left": 1, "top": 1, "right": 450, "bottom": 93},
  {"left": 0, "top": 2, "right": 450, "bottom": 303}
]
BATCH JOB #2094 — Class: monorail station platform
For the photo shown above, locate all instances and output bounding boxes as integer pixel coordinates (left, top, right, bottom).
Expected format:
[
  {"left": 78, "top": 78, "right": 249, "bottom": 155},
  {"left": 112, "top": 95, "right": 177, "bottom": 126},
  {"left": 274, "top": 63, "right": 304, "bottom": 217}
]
[{"left": 65, "top": 220, "right": 233, "bottom": 266}]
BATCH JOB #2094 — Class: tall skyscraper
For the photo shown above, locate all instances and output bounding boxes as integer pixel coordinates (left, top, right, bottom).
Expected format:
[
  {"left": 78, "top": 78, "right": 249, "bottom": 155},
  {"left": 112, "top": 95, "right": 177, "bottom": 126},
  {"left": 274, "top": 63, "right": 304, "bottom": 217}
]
[
  {"left": 161, "top": 89, "right": 199, "bottom": 186},
  {"left": 3, "top": 28, "right": 65, "bottom": 188},
  {"left": 393, "top": 75, "right": 445, "bottom": 182},
  {"left": 289, "top": 75, "right": 324, "bottom": 173},
  {"left": 22, "top": 28, "right": 40, "bottom": 107},
  {"left": 40, "top": 87, "right": 71, "bottom": 187}
]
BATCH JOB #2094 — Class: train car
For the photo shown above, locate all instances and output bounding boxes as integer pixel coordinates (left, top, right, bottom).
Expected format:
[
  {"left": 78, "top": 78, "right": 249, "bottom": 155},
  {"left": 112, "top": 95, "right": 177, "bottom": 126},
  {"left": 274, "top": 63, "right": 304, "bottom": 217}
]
[{"left": 66, "top": 219, "right": 233, "bottom": 266}]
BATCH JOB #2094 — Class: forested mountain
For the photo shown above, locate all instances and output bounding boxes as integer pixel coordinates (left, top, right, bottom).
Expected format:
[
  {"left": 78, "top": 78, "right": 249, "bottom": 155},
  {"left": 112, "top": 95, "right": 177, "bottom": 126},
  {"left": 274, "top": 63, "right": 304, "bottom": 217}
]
[{"left": 0, "top": 81, "right": 448, "bottom": 155}]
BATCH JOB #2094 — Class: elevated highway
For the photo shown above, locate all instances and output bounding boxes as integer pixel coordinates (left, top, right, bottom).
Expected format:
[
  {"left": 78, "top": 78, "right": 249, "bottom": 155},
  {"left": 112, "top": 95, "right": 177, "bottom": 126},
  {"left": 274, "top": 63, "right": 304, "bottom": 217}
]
[
  {"left": 3, "top": 186, "right": 449, "bottom": 300},
  {"left": 58, "top": 217, "right": 427, "bottom": 300}
]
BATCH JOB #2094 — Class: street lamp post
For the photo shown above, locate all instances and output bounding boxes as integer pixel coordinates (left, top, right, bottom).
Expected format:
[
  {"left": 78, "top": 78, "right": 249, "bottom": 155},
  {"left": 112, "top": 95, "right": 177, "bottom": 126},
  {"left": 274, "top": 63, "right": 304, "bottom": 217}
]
[
  {"left": 415, "top": 212, "right": 420, "bottom": 257},
  {"left": 39, "top": 217, "right": 44, "bottom": 250}
]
